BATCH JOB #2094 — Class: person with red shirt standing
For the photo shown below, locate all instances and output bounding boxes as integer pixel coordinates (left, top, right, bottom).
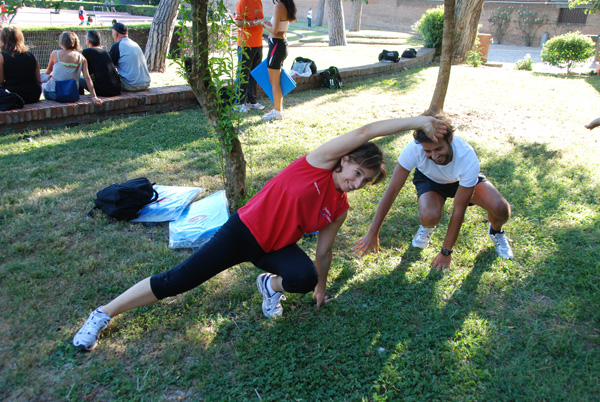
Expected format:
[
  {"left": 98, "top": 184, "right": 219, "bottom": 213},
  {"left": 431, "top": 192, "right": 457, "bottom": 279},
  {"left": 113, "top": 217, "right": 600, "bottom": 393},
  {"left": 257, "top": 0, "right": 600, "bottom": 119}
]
[
  {"left": 72, "top": 115, "right": 447, "bottom": 352},
  {"left": 233, "top": 0, "right": 265, "bottom": 113}
]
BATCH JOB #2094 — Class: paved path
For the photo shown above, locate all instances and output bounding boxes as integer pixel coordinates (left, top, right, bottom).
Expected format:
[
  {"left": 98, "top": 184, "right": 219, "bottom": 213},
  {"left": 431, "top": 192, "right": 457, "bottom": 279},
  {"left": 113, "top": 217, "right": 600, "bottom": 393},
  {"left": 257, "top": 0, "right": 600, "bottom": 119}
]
[
  {"left": 6, "top": 6, "right": 153, "bottom": 27},
  {"left": 487, "top": 44, "right": 596, "bottom": 73}
]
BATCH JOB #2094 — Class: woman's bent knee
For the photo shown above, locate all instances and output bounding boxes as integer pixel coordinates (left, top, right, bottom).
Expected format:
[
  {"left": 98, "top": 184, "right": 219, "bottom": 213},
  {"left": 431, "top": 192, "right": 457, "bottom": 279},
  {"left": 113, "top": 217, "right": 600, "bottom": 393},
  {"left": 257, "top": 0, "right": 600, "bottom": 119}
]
[{"left": 282, "top": 270, "right": 318, "bottom": 293}]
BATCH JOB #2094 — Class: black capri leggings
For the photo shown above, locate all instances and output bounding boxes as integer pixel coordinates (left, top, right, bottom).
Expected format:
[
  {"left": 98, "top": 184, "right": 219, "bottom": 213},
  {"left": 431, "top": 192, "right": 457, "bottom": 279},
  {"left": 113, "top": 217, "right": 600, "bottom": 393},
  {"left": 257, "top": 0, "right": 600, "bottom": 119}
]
[{"left": 150, "top": 212, "right": 318, "bottom": 300}]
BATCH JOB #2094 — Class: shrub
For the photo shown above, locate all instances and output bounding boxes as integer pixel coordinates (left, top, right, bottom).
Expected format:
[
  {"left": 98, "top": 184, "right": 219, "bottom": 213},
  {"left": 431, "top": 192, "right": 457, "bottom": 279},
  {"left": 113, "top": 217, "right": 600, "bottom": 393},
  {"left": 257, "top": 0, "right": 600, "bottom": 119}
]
[
  {"left": 515, "top": 54, "right": 533, "bottom": 71},
  {"left": 413, "top": 6, "right": 444, "bottom": 51},
  {"left": 516, "top": 6, "right": 548, "bottom": 47},
  {"left": 488, "top": 6, "right": 513, "bottom": 44},
  {"left": 541, "top": 31, "right": 595, "bottom": 74}
]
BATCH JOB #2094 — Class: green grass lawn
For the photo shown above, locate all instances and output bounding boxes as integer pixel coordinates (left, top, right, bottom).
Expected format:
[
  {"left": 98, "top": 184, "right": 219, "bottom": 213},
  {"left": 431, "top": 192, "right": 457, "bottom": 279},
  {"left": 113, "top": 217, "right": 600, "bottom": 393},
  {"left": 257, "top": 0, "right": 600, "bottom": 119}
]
[{"left": 1, "top": 64, "right": 599, "bottom": 400}]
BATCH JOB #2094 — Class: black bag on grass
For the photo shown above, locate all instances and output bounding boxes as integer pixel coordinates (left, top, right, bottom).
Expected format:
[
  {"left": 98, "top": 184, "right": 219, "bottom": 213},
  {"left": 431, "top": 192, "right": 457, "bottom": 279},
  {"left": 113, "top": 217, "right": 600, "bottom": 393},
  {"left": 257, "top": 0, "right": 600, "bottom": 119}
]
[
  {"left": 378, "top": 49, "right": 400, "bottom": 63},
  {"left": 89, "top": 177, "right": 159, "bottom": 221},
  {"left": 320, "top": 66, "right": 342, "bottom": 89},
  {"left": 401, "top": 48, "right": 418, "bottom": 59}
]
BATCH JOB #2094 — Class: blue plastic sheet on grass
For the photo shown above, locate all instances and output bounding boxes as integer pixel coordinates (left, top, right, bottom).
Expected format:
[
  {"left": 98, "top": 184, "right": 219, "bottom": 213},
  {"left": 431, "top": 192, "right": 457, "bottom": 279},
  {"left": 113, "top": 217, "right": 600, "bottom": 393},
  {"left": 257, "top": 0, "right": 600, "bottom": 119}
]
[
  {"left": 168, "top": 190, "right": 229, "bottom": 249},
  {"left": 131, "top": 185, "right": 204, "bottom": 223}
]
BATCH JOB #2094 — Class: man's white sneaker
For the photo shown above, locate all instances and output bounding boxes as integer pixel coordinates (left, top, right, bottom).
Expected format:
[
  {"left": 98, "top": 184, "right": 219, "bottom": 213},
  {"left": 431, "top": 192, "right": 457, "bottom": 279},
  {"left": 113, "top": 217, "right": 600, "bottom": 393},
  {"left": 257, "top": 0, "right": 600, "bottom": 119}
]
[
  {"left": 262, "top": 109, "right": 283, "bottom": 121},
  {"left": 73, "top": 308, "right": 112, "bottom": 351},
  {"left": 256, "top": 273, "right": 286, "bottom": 318},
  {"left": 233, "top": 104, "right": 249, "bottom": 113},
  {"left": 247, "top": 102, "right": 265, "bottom": 110},
  {"left": 412, "top": 225, "right": 436, "bottom": 248},
  {"left": 489, "top": 227, "right": 514, "bottom": 260}
]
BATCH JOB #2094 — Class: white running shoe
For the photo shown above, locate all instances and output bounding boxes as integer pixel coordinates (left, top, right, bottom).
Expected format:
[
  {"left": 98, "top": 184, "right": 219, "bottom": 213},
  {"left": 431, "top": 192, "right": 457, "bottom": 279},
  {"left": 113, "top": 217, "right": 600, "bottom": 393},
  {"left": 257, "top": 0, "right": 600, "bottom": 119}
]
[
  {"left": 262, "top": 109, "right": 283, "bottom": 121},
  {"left": 73, "top": 308, "right": 112, "bottom": 351},
  {"left": 247, "top": 102, "right": 265, "bottom": 110},
  {"left": 489, "top": 226, "right": 514, "bottom": 260},
  {"left": 233, "top": 104, "right": 249, "bottom": 113},
  {"left": 412, "top": 225, "right": 436, "bottom": 248},
  {"left": 256, "top": 273, "right": 286, "bottom": 318}
]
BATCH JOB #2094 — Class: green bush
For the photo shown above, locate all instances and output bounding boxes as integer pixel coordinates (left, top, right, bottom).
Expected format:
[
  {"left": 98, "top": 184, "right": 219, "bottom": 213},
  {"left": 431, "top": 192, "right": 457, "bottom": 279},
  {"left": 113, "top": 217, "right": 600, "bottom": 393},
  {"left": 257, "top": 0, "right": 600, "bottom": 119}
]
[
  {"left": 413, "top": 6, "right": 444, "bottom": 51},
  {"left": 541, "top": 31, "right": 595, "bottom": 74},
  {"left": 515, "top": 54, "right": 533, "bottom": 71},
  {"left": 127, "top": 4, "right": 156, "bottom": 17}
]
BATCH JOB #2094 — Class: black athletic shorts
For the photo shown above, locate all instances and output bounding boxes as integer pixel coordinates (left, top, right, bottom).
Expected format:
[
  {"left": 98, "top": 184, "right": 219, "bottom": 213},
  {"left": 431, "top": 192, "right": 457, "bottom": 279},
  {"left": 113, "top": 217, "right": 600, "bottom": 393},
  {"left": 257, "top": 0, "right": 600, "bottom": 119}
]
[
  {"left": 266, "top": 38, "right": 288, "bottom": 69},
  {"left": 412, "top": 168, "right": 487, "bottom": 200}
]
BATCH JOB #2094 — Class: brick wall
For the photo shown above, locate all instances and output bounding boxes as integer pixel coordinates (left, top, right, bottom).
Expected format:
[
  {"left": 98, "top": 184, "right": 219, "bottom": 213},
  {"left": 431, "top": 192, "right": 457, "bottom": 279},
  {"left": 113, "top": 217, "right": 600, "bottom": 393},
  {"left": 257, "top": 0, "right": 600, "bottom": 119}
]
[
  {"left": 1, "top": 47, "right": 434, "bottom": 134},
  {"left": 263, "top": 0, "right": 600, "bottom": 47}
]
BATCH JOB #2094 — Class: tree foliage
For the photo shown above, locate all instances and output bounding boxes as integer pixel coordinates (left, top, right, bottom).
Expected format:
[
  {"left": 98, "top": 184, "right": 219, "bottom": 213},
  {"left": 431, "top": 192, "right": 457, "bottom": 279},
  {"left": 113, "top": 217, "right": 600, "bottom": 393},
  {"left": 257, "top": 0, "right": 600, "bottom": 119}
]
[
  {"left": 569, "top": 0, "right": 600, "bottom": 14},
  {"left": 170, "top": 0, "right": 247, "bottom": 209},
  {"left": 541, "top": 31, "right": 595, "bottom": 74}
]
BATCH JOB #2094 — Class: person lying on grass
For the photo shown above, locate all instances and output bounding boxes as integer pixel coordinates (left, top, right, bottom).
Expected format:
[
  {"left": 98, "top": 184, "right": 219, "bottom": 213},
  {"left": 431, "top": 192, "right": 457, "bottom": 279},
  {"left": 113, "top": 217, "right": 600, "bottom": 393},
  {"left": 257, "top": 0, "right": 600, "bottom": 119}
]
[
  {"left": 353, "top": 116, "right": 514, "bottom": 270},
  {"left": 585, "top": 117, "right": 600, "bottom": 130},
  {"left": 73, "top": 115, "right": 447, "bottom": 351}
]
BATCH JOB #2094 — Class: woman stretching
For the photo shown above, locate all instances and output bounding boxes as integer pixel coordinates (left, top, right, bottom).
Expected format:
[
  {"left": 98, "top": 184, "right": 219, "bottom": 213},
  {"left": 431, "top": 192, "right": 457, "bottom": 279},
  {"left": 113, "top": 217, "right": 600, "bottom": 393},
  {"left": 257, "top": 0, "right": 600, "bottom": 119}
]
[
  {"left": 260, "top": 0, "right": 296, "bottom": 121},
  {"left": 73, "top": 115, "right": 447, "bottom": 351}
]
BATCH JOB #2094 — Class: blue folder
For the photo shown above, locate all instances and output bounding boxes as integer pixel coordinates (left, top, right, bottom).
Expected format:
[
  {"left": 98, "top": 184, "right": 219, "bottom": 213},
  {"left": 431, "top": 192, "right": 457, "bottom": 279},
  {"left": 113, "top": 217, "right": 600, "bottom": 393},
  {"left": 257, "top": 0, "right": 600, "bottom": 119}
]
[{"left": 251, "top": 59, "right": 297, "bottom": 103}]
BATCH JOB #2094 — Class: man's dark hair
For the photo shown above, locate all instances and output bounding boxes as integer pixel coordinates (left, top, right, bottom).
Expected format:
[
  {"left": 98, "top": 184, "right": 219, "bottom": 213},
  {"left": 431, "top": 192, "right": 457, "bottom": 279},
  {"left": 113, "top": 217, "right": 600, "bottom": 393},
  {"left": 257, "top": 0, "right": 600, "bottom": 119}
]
[
  {"left": 86, "top": 30, "right": 101, "bottom": 47},
  {"left": 413, "top": 115, "right": 453, "bottom": 143}
]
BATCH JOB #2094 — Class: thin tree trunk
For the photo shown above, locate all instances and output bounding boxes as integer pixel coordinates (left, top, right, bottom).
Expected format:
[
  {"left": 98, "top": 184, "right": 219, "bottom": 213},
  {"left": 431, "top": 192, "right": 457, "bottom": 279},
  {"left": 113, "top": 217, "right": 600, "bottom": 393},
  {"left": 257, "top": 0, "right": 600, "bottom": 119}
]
[
  {"left": 349, "top": 0, "right": 363, "bottom": 32},
  {"left": 146, "top": 0, "right": 180, "bottom": 72},
  {"left": 427, "top": 0, "right": 456, "bottom": 116},
  {"left": 453, "top": 0, "right": 484, "bottom": 59},
  {"left": 327, "top": 0, "right": 347, "bottom": 46},
  {"left": 315, "top": 0, "right": 326, "bottom": 26},
  {"left": 188, "top": 0, "right": 246, "bottom": 209}
]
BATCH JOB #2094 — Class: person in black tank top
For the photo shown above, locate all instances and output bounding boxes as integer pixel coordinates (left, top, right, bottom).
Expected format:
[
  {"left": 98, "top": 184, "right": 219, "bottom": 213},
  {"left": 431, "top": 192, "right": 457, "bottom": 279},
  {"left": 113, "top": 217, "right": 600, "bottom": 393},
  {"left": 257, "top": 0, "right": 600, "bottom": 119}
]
[
  {"left": 0, "top": 26, "right": 42, "bottom": 104},
  {"left": 80, "top": 30, "right": 121, "bottom": 97}
]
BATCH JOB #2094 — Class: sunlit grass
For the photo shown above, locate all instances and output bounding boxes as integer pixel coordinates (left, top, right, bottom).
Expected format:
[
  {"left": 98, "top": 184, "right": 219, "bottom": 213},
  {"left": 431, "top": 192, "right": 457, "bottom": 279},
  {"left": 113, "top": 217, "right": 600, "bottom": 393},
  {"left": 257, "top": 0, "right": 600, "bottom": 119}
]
[{"left": 1, "top": 65, "right": 599, "bottom": 400}]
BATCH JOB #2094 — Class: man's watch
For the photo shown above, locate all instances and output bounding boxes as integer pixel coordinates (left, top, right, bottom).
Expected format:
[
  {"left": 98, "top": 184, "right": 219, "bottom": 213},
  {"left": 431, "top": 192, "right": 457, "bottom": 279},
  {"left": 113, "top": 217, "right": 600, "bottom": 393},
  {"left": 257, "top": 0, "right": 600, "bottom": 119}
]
[{"left": 441, "top": 248, "right": 453, "bottom": 256}]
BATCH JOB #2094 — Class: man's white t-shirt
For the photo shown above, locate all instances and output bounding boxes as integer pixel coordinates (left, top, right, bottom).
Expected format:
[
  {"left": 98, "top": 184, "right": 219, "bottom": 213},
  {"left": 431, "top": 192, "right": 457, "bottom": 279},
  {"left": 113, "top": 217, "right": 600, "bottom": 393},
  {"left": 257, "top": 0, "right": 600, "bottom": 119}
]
[{"left": 398, "top": 136, "right": 480, "bottom": 188}]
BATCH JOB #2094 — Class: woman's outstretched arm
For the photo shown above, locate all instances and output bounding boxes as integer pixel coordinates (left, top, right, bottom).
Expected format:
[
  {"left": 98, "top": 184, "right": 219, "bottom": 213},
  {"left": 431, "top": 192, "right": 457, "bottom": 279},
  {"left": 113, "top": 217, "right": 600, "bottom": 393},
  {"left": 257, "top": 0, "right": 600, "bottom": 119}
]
[{"left": 306, "top": 115, "right": 447, "bottom": 170}]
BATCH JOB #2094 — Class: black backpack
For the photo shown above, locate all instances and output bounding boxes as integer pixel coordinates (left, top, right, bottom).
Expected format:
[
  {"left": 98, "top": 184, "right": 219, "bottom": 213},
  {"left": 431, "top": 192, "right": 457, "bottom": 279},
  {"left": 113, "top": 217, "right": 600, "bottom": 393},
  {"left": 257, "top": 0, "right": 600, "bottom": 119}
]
[
  {"left": 401, "top": 48, "right": 418, "bottom": 59},
  {"left": 89, "top": 178, "right": 159, "bottom": 221},
  {"left": 291, "top": 57, "right": 317, "bottom": 75},
  {"left": 0, "top": 87, "right": 25, "bottom": 111},
  {"left": 378, "top": 50, "right": 400, "bottom": 63},
  {"left": 320, "top": 66, "right": 342, "bottom": 89}
]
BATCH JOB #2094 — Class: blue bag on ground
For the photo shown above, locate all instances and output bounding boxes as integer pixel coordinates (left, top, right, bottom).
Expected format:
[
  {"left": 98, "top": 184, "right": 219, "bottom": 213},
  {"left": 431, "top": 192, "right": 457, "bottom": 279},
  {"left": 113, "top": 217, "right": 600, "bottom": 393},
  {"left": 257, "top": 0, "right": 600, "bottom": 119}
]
[
  {"left": 169, "top": 190, "right": 229, "bottom": 249},
  {"left": 131, "top": 185, "right": 204, "bottom": 223}
]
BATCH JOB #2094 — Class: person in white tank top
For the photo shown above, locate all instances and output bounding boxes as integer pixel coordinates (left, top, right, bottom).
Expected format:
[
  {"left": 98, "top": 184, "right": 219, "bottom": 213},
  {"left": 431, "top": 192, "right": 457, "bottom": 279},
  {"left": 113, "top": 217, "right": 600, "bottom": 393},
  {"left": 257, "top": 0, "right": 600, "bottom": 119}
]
[{"left": 260, "top": 0, "right": 296, "bottom": 121}]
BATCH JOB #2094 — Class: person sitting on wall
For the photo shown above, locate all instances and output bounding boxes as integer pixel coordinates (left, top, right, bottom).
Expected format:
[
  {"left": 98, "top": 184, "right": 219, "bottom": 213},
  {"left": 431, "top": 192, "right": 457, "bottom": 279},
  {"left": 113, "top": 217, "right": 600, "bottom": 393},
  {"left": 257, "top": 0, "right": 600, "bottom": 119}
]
[
  {"left": 80, "top": 30, "right": 121, "bottom": 97},
  {"left": 108, "top": 22, "right": 151, "bottom": 92},
  {"left": 0, "top": 26, "right": 42, "bottom": 104}
]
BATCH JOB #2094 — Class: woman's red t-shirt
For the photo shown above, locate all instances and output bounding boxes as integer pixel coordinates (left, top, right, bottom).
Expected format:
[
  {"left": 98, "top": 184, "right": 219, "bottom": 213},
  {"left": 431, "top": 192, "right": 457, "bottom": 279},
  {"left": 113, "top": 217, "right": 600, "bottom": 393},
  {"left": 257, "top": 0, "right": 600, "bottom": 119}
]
[{"left": 238, "top": 156, "right": 349, "bottom": 253}]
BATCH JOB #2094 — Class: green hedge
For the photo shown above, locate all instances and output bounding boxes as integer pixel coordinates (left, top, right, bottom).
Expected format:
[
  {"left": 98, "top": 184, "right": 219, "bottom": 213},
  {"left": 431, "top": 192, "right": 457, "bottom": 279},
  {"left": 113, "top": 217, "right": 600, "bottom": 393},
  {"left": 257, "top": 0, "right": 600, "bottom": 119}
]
[
  {"left": 22, "top": 0, "right": 127, "bottom": 12},
  {"left": 127, "top": 5, "right": 156, "bottom": 17}
]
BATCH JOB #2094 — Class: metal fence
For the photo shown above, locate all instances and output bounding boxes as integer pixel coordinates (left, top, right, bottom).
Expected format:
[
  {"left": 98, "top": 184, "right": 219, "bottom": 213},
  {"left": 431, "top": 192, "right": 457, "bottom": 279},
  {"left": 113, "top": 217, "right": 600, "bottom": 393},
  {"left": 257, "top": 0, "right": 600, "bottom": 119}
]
[{"left": 24, "top": 27, "right": 151, "bottom": 69}]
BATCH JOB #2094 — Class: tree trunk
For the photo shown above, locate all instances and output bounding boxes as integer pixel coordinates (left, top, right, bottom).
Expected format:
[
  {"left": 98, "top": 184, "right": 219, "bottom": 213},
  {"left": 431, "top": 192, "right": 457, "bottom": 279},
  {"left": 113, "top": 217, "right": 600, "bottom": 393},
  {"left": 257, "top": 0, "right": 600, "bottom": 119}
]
[
  {"left": 187, "top": 0, "right": 247, "bottom": 209},
  {"left": 145, "top": 0, "right": 180, "bottom": 72},
  {"left": 315, "top": 0, "right": 326, "bottom": 26},
  {"left": 427, "top": 0, "right": 456, "bottom": 116},
  {"left": 349, "top": 0, "right": 363, "bottom": 32},
  {"left": 453, "top": 0, "right": 485, "bottom": 59},
  {"left": 327, "top": 0, "right": 347, "bottom": 46}
]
